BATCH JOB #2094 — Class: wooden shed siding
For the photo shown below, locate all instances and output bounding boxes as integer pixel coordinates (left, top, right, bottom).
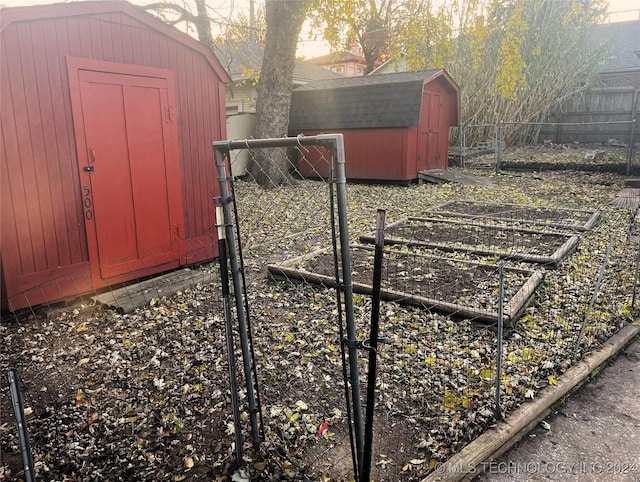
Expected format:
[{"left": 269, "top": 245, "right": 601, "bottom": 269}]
[
  {"left": 298, "top": 128, "right": 411, "bottom": 180},
  {"left": 1, "top": 4, "right": 228, "bottom": 309},
  {"left": 5, "top": 10, "right": 225, "bottom": 243}
]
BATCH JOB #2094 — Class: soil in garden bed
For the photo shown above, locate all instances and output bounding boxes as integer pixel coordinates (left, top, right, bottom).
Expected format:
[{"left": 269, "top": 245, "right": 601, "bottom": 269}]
[
  {"left": 426, "top": 201, "right": 598, "bottom": 231},
  {"left": 362, "top": 218, "right": 576, "bottom": 258},
  {"left": 500, "top": 160, "right": 639, "bottom": 175},
  {"left": 296, "top": 246, "right": 537, "bottom": 314}
]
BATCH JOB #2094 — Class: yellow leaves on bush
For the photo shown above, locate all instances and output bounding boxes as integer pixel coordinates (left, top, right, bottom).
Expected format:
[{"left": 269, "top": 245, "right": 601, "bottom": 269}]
[
  {"left": 468, "top": 16, "right": 489, "bottom": 71},
  {"left": 495, "top": 0, "right": 528, "bottom": 100}
]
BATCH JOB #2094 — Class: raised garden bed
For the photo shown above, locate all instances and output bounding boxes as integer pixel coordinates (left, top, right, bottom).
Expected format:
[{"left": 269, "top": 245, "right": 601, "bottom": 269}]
[
  {"left": 267, "top": 245, "right": 544, "bottom": 326},
  {"left": 425, "top": 201, "right": 600, "bottom": 231},
  {"left": 360, "top": 217, "right": 580, "bottom": 267}
]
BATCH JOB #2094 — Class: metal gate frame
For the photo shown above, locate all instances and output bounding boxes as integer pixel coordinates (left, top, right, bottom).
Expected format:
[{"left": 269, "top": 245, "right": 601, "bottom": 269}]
[{"left": 212, "top": 134, "right": 365, "bottom": 478}]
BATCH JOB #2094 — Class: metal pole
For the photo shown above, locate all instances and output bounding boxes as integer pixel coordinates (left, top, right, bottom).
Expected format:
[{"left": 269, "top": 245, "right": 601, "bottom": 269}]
[
  {"left": 628, "top": 117, "right": 637, "bottom": 176},
  {"left": 460, "top": 124, "right": 465, "bottom": 169},
  {"left": 216, "top": 206, "right": 244, "bottom": 464},
  {"left": 628, "top": 89, "right": 638, "bottom": 175},
  {"left": 8, "top": 369, "right": 35, "bottom": 482},
  {"left": 319, "top": 133, "right": 365, "bottom": 475},
  {"left": 632, "top": 244, "right": 640, "bottom": 309},
  {"left": 496, "top": 121, "right": 504, "bottom": 173},
  {"left": 213, "top": 144, "right": 261, "bottom": 448},
  {"left": 495, "top": 261, "right": 505, "bottom": 419},
  {"left": 574, "top": 240, "right": 614, "bottom": 357},
  {"left": 361, "top": 209, "right": 385, "bottom": 481}
]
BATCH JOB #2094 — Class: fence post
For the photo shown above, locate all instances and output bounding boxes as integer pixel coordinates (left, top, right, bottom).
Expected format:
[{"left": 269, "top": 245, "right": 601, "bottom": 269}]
[
  {"left": 495, "top": 261, "right": 505, "bottom": 419},
  {"left": 213, "top": 143, "right": 261, "bottom": 449},
  {"left": 628, "top": 115, "right": 637, "bottom": 176},
  {"left": 495, "top": 121, "right": 504, "bottom": 173},
  {"left": 318, "top": 133, "right": 365, "bottom": 478},
  {"left": 460, "top": 124, "right": 466, "bottom": 168},
  {"left": 633, "top": 245, "right": 640, "bottom": 309},
  {"left": 8, "top": 369, "right": 35, "bottom": 482},
  {"left": 574, "top": 240, "right": 614, "bottom": 357}
]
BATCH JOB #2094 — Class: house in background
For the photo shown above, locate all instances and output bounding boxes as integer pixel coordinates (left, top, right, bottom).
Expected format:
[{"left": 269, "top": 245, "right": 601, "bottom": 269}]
[
  {"left": 307, "top": 44, "right": 377, "bottom": 77},
  {"left": 289, "top": 70, "right": 460, "bottom": 182},
  {"left": 213, "top": 41, "right": 341, "bottom": 174},
  {"left": 593, "top": 20, "right": 640, "bottom": 89},
  {"left": 214, "top": 41, "right": 342, "bottom": 115},
  {"left": 540, "top": 19, "right": 640, "bottom": 145},
  {"left": 369, "top": 55, "right": 409, "bottom": 75},
  {"left": 1, "top": 1, "right": 230, "bottom": 311}
]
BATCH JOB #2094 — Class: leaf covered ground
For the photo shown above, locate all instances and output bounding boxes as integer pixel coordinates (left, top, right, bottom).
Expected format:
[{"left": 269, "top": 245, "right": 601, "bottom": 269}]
[{"left": 1, "top": 147, "right": 639, "bottom": 481}]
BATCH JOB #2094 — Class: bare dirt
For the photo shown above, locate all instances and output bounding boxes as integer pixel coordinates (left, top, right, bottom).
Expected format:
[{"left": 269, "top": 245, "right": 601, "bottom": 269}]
[{"left": 296, "top": 245, "right": 536, "bottom": 315}]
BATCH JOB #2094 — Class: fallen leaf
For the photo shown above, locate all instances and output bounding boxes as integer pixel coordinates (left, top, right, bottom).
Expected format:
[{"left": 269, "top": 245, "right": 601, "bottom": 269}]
[{"left": 317, "top": 421, "right": 329, "bottom": 437}]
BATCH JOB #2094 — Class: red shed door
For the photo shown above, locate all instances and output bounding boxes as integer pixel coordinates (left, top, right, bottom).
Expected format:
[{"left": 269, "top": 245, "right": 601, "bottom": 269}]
[
  {"left": 70, "top": 62, "right": 184, "bottom": 282},
  {"left": 418, "top": 89, "right": 447, "bottom": 171}
]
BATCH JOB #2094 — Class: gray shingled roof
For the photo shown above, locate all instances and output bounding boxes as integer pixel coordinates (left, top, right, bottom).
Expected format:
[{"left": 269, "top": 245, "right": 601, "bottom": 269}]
[
  {"left": 592, "top": 20, "right": 640, "bottom": 73},
  {"left": 289, "top": 69, "right": 443, "bottom": 130},
  {"left": 212, "top": 41, "right": 342, "bottom": 83}
]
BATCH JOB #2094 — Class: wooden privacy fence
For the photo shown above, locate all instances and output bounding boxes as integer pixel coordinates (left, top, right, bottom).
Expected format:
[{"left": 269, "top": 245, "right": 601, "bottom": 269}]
[{"left": 540, "top": 87, "right": 639, "bottom": 145}]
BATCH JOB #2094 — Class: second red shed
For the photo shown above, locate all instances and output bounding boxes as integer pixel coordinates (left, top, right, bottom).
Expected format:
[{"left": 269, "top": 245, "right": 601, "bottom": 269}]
[
  {"left": 1, "top": 1, "right": 230, "bottom": 311},
  {"left": 288, "top": 70, "right": 460, "bottom": 181}
]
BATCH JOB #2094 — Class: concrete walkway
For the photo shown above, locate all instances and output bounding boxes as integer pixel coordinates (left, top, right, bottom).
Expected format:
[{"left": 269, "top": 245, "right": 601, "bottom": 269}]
[{"left": 475, "top": 336, "right": 640, "bottom": 482}]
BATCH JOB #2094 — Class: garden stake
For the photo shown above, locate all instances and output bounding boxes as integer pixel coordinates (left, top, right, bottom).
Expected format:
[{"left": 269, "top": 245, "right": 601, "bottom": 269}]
[
  {"left": 361, "top": 209, "right": 386, "bottom": 482},
  {"left": 632, "top": 244, "right": 640, "bottom": 309},
  {"left": 496, "top": 120, "right": 504, "bottom": 173},
  {"left": 495, "top": 261, "right": 505, "bottom": 419},
  {"left": 216, "top": 206, "right": 243, "bottom": 465},
  {"left": 8, "top": 369, "right": 35, "bottom": 482}
]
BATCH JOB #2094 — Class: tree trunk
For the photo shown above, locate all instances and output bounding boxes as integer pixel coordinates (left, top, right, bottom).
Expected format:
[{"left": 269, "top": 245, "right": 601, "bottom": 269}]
[{"left": 250, "top": 0, "right": 308, "bottom": 189}]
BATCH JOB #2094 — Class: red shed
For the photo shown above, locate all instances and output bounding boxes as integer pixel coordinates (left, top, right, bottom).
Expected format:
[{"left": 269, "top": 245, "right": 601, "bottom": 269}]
[
  {"left": 288, "top": 70, "right": 460, "bottom": 181},
  {"left": 1, "top": 1, "right": 230, "bottom": 311}
]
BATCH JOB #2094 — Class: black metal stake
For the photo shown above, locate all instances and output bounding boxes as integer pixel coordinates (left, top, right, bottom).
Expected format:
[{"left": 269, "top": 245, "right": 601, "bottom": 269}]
[
  {"left": 496, "top": 120, "right": 504, "bottom": 173},
  {"left": 216, "top": 207, "right": 243, "bottom": 464},
  {"left": 632, "top": 244, "right": 640, "bottom": 309},
  {"left": 495, "top": 261, "right": 505, "bottom": 419},
  {"left": 575, "top": 240, "right": 614, "bottom": 357},
  {"left": 8, "top": 369, "right": 35, "bottom": 482},
  {"left": 361, "top": 210, "right": 385, "bottom": 481}
]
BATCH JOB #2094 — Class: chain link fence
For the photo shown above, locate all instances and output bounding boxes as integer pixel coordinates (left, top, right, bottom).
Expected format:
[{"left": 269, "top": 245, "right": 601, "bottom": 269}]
[{"left": 452, "top": 119, "right": 637, "bottom": 174}]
